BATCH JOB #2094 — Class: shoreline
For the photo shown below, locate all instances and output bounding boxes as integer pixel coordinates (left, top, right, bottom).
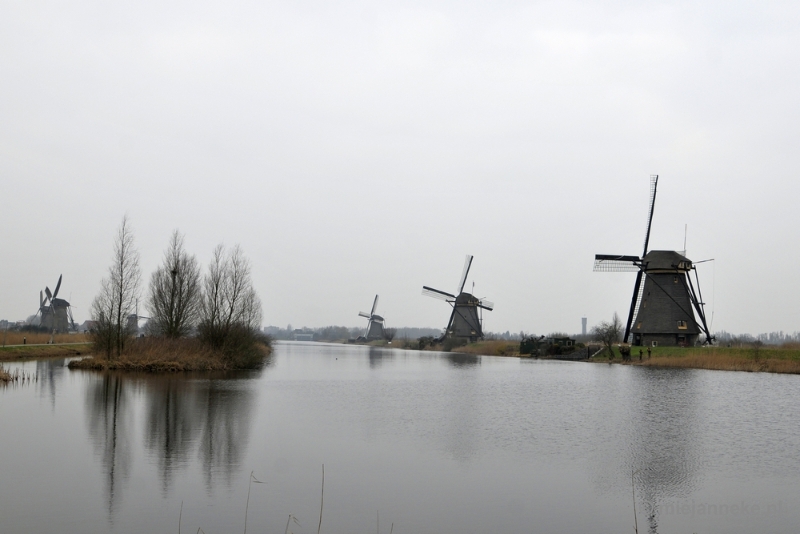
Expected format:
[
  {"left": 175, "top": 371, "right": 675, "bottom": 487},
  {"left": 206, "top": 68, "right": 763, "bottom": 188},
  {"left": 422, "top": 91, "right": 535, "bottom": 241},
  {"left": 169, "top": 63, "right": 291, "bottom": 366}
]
[{"left": 0, "top": 343, "right": 92, "bottom": 361}]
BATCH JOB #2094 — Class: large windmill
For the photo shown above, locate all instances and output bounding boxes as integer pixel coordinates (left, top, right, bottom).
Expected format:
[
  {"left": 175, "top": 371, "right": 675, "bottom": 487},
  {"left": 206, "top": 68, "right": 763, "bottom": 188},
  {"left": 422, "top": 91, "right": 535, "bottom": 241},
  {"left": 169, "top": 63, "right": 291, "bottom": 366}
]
[
  {"left": 358, "top": 295, "right": 385, "bottom": 341},
  {"left": 37, "top": 274, "right": 76, "bottom": 333},
  {"left": 422, "top": 255, "right": 494, "bottom": 342},
  {"left": 593, "top": 176, "right": 713, "bottom": 347}
]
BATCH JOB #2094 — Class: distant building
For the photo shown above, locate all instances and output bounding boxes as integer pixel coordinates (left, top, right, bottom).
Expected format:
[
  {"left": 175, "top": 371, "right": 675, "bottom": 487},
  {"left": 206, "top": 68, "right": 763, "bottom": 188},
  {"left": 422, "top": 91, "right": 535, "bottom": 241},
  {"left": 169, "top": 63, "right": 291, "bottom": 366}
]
[{"left": 293, "top": 329, "right": 314, "bottom": 341}]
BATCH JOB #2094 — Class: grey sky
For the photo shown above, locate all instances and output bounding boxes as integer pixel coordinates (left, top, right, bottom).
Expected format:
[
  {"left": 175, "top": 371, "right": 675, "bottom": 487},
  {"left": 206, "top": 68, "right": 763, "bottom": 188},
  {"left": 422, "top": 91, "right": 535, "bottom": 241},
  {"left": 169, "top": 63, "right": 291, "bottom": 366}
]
[{"left": 1, "top": 0, "right": 798, "bottom": 335}]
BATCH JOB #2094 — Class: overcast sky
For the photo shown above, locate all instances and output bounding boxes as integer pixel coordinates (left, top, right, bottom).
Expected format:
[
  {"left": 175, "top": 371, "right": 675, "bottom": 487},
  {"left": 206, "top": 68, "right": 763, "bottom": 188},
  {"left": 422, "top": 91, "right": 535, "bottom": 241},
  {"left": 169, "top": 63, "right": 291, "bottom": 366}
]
[{"left": 1, "top": 0, "right": 798, "bottom": 336}]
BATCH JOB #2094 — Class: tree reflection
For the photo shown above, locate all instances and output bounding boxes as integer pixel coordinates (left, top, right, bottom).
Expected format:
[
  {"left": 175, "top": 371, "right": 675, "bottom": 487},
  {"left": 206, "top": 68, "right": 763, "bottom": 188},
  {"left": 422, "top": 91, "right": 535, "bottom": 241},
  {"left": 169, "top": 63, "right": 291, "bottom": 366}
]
[
  {"left": 197, "top": 378, "right": 256, "bottom": 490},
  {"left": 85, "top": 371, "right": 259, "bottom": 515},
  {"left": 85, "top": 373, "right": 131, "bottom": 522},
  {"left": 36, "top": 358, "right": 66, "bottom": 408},
  {"left": 142, "top": 376, "right": 203, "bottom": 494}
]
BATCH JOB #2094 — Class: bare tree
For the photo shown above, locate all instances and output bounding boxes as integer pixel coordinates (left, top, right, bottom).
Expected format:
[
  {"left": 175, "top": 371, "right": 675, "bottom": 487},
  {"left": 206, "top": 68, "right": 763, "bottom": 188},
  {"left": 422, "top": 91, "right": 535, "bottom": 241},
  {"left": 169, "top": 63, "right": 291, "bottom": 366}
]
[
  {"left": 592, "top": 312, "right": 622, "bottom": 360},
  {"left": 199, "top": 244, "right": 262, "bottom": 349},
  {"left": 90, "top": 216, "right": 141, "bottom": 359},
  {"left": 147, "top": 230, "right": 202, "bottom": 338}
]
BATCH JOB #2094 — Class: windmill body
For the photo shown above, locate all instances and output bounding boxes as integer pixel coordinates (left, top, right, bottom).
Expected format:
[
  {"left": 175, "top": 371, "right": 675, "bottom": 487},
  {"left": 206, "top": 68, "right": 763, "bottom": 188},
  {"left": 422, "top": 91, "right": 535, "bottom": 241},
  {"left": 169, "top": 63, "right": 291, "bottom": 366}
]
[
  {"left": 446, "top": 292, "right": 485, "bottom": 341},
  {"left": 631, "top": 250, "right": 702, "bottom": 347},
  {"left": 358, "top": 295, "right": 385, "bottom": 341},
  {"left": 422, "top": 255, "right": 494, "bottom": 343},
  {"left": 594, "top": 176, "right": 713, "bottom": 347}
]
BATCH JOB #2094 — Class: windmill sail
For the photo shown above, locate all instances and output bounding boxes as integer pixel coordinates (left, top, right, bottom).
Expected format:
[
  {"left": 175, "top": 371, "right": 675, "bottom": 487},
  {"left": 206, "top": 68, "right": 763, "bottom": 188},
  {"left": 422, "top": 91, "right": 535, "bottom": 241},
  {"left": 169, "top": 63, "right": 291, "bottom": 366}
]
[{"left": 457, "top": 255, "right": 473, "bottom": 295}]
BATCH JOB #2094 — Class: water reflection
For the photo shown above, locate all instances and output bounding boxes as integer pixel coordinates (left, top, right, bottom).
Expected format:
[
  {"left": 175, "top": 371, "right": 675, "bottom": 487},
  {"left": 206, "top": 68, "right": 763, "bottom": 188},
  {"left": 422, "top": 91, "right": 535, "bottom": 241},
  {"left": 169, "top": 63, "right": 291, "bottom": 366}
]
[
  {"left": 84, "top": 371, "right": 259, "bottom": 517},
  {"left": 36, "top": 358, "right": 67, "bottom": 407},
  {"left": 446, "top": 353, "right": 481, "bottom": 368},
  {"left": 142, "top": 377, "right": 203, "bottom": 494},
  {"left": 368, "top": 346, "right": 394, "bottom": 368},
  {"left": 627, "top": 368, "right": 704, "bottom": 534},
  {"left": 196, "top": 378, "right": 256, "bottom": 490},
  {"left": 86, "top": 373, "right": 132, "bottom": 520}
]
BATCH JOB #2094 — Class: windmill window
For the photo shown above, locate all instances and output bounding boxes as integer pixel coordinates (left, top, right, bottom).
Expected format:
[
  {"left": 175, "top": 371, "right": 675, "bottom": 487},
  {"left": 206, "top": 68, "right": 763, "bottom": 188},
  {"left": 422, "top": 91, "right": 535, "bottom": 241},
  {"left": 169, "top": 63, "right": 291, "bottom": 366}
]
[
  {"left": 677, "top": 320, "right": 688, "bottom": 330},
  {"left": 673, "top": 276, "right": 678, "bottom": 284},
  {"left": 651, "top": 341, "right": 658, "bottom": 347},
  {"left": 636, "top": 322, "right": 642, "bottom": 330}
]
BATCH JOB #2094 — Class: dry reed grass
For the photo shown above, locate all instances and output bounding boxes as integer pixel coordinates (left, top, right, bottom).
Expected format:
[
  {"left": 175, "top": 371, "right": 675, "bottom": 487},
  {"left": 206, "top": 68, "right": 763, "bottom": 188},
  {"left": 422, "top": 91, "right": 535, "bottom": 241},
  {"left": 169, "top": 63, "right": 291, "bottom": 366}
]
[
  {"left": 1, "top": 331, "right": 89, "bottom": 346},
  {"left": 69, "top": 336, "right": 271, "bottom": 372},
  {"left": 452, "top": 340, "right": 520, "bottom": 357},
  {"left": 619, "top": 346, "right": 800, "bottom": 374},
  {"left": 0, "top": 364, "right": 38, "bottom": 384}
]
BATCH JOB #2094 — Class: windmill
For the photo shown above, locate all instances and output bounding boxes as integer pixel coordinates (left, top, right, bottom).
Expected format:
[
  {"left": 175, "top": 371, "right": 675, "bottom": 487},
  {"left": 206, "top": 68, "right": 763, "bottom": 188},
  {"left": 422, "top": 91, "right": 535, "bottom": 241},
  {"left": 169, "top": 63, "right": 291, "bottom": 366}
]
[
  {"left": 593, "top": 175, "right": 713, "bottom": 347},
  {"left": 358, "top": 295, "right": 385, "bottom": 341},
  {"left": 37, "top": 274, "right": 76, "bottom": 333},
  {"left": 422, "top": 255, "right": 494, "bottom": 342}
]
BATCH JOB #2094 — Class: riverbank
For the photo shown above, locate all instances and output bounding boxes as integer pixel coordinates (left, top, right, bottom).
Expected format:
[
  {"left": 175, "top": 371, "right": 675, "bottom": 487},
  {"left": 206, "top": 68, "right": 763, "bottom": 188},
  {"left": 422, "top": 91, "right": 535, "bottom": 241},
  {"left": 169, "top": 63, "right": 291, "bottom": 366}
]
[
  {"left": 589, "top": 345, "right": 800, "bottom": 374},
  {"left": 68, "top": 336, "right": 272, "bottom": 372},
  {"left": 0, "top": 343, "right": 92, "bottom": 361}
]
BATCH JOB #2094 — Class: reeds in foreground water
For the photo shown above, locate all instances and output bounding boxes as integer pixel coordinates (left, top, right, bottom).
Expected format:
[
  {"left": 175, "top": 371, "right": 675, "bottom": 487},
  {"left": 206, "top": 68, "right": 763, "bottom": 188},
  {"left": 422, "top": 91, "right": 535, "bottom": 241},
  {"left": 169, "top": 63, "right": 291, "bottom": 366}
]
[{"left": 0, "top": 364, "right": 38, "bottom": 384}]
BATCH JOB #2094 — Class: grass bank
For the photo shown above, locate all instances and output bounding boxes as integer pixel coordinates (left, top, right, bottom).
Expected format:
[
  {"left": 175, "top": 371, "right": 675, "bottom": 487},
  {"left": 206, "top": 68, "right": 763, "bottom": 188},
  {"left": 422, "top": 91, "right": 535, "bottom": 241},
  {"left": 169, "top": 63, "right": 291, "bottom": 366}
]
[
  {"left": 68, "top": 336, "right": 272, "bottom": 372},
  {"left": 1, "top": 332, "right": 89, "bottom": 345},
  {"left": 451, "top": 340, "right": 520, "bottom": 357},
  {"left": 0, "top": 343, "right": 92, "bottom": 361},
  {"left": 590, "top": 345, "right": 800, "bottom": 374}
]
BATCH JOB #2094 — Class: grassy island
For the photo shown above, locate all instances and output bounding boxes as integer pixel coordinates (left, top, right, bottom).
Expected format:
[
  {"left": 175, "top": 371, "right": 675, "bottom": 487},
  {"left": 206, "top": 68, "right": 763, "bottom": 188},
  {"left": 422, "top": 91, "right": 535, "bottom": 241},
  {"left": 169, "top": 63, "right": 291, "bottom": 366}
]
[{"left": 68, "top": 334, "right": 272, "bottom": 372}]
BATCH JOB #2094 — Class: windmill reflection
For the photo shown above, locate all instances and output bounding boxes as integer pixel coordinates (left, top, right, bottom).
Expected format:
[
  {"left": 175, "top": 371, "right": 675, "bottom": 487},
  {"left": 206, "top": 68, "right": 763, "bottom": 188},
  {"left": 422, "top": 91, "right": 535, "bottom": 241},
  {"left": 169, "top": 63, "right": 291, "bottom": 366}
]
[{"left": 627, "top": 369, "right": 704, "bottom": 534}]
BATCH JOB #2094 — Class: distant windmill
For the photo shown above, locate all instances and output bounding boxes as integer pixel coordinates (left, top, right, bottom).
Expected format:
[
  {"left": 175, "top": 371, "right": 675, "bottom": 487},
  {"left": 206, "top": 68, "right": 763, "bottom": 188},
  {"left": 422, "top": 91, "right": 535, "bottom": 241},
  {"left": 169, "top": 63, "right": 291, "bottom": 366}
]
[
  {"left": 593, "top": 175, "right": 713, "bottom": 347},
  {"left": 422, "top": 255, "right": 494, "bottom": 342},
  {"left": 357, "top": 295, "right": 385, "bottom": 341},
  {"left": 36, "top": 274, "right": 76, "bottom": 333}
]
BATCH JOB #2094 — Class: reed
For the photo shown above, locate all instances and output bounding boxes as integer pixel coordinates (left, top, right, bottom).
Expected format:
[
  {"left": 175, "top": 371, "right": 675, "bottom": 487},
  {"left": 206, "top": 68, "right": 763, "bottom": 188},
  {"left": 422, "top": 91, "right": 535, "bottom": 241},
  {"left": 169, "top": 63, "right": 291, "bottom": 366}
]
[
  {"left": 452, "top": 340, "right": 520, "bottom": 357},
  {"left": 0, "top": 364, "right": 38, "bottom": 384},
  {"left": 603, "top": 345, "right": 800, "bottom": 374}
]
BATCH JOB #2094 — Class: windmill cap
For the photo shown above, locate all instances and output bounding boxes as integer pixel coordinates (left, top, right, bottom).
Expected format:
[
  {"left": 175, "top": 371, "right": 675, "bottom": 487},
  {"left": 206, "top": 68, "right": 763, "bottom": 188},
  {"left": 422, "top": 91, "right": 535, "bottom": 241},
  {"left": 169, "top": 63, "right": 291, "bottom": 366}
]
[{"left": 642, "top": 250, "right": 692, "bottom": 271}]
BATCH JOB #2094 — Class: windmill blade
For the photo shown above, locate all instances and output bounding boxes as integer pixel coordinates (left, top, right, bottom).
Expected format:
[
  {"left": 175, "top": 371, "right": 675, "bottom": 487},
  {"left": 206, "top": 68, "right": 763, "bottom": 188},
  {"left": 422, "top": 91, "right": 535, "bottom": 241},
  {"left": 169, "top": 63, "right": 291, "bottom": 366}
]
[
  {"left": 45, "top": 286, "right": 53, "bottom": 301},
  {"left": 457, "top": 255, "right": 473, "bottom": 294},
  {"left": 642, "top": 174, "right": 659, "bottom": 257},
  {"left": 422, "top": 286, "right": 456, "bottom": 302},
  {"left": 478, "top": 299, "right": 494, "bottom": 311},
  {"left": 40, "top": 290, "right": 44, "bottom": 308},
  {"left": 53, "top": 274, "right": 62, "bottom": 299},
  {"left": 624, "top": 271, "right": 646, "bottom": 342},
  {"left": 593, "top": 255, "right": 642, "bottom": 272},
  {"left": 358, "top": 312, "right": 371, "bottom": 319},
  {"left": 370, "top": 294, "right": 379, "bottom": 316}
]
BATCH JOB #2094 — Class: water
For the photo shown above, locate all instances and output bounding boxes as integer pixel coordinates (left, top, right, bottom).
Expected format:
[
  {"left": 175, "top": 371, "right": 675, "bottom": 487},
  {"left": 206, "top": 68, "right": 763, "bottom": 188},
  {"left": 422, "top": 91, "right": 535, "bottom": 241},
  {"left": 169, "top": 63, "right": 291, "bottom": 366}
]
[{"left": 1, "top": 341, "right": 799, "bottom": 533}]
